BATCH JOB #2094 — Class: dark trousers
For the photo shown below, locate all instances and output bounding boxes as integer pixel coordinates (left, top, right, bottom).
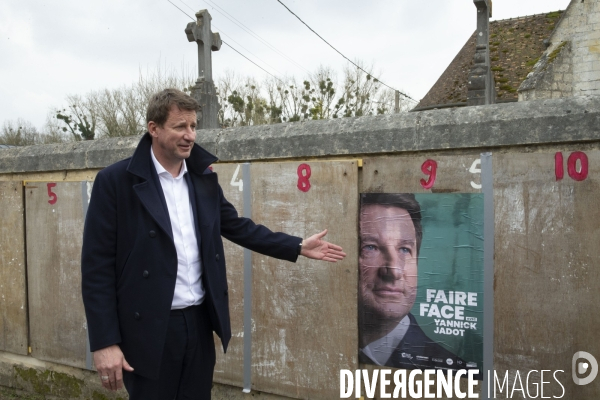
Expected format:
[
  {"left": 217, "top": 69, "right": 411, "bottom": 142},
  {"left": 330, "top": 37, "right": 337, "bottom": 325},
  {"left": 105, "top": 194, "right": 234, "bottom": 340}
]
[{"left": 123, "top": 302, "right": 216, "bottom": 400}]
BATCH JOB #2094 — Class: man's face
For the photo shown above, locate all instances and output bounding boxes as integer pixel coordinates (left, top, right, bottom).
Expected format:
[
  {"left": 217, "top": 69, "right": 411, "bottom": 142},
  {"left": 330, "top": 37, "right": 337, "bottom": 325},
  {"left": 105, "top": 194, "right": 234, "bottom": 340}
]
[
  {"left": 359, "top": 204, "right": 418, "bottom": 322},
  {"left": 148, "top": 105, "right": 197, "bottom": 169}
]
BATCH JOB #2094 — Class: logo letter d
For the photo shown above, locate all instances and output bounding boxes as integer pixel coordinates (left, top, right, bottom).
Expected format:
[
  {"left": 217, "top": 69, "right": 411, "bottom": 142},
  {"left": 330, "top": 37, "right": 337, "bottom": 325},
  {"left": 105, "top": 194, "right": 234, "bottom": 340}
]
[{"left": 572, "top": 351, "right": 598, "bottom": 385}]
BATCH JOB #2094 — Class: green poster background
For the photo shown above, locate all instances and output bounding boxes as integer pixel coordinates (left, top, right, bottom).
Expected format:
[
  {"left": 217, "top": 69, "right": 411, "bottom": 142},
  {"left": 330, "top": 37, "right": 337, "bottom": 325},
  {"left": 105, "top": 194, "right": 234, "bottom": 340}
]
[{"left": 411, "top": 193, "right": 484, "bottom": 368}]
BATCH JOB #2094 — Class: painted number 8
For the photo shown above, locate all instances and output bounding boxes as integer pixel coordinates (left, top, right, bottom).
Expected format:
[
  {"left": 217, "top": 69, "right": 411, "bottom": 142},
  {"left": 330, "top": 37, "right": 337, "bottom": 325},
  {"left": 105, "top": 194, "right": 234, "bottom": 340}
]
[{"left": 297, "top": 163, "right": 311, "bottom": 192}]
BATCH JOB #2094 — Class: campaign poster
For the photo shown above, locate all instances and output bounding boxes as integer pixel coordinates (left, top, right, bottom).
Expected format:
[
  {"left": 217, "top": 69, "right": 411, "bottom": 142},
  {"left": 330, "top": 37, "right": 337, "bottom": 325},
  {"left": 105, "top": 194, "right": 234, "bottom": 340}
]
[{"left": 358, "top": 193, "right": 484, "bottom": 376}]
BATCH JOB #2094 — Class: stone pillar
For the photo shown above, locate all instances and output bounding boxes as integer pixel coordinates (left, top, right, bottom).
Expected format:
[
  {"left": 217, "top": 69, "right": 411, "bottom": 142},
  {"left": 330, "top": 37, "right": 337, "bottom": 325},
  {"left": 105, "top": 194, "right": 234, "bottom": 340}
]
[
  {"left": 185, "top": 10, "right": 222, "bottom": 129},
  {"left": 467, "top": 0, "right": 495, "bottom": 106}
]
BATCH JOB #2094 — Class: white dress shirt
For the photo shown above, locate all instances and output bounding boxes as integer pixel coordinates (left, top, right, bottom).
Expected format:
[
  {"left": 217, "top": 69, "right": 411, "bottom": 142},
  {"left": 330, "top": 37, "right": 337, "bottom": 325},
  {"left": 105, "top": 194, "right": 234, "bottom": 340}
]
[
  {"left": 361, "top": 315, "right": 411, "bottom": 366},
  {"left": 151, "top": 147, "right": 205, "bottom": 309}
]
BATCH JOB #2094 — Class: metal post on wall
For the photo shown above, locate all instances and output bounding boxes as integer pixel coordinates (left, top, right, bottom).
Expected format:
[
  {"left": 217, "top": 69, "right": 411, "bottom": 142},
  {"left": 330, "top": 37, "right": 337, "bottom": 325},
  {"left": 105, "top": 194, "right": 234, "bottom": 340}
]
[
  {"left": 481, "top": 152, "right": 494, "bottom": 400},
  {"left": 241, "top": 163, "right": 253, "bottom": 393}
]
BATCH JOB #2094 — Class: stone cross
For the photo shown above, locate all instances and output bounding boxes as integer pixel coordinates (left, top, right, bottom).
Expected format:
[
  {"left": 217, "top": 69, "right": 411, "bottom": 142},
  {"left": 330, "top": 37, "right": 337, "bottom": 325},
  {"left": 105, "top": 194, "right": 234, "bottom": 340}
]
[
  {"left": 467, "top": 0, "right": 496, "bottom": 106},
  {"left": 185, "top": 10, "right": 222, "bottom": 129}
]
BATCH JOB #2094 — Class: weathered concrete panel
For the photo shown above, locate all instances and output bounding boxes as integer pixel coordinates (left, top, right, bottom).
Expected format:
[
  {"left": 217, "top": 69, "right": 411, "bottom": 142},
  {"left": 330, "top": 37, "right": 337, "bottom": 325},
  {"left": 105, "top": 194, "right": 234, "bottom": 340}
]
[
  {"left": 0, "top": 97, "right": 599, "bottom": 173},
  {"left": 211, "top": 163, "right": 246, "bottom": 387},
  {"left": 494, "top": 150, "right": 600, "bottom": 399},
  {"left": 0, "top": 182, "right": 28, "bottom": 355},
  {"left": 250, "top": 161, "right": 359, "bottom": 399},
  {"left": 362, "top": 154, "right": 485, "bottom": 193},
  {"left": 360, "top": 155, "right": 484, "bottom": 400},
  {"left": 25, "top": 181, "right": 87, "bottom": 368},
  {"left": 213, "top": 96, "right": 600, "bottom": 162},
  {"left": 0, "top": 350, "right": 126, "bottom": 399}
]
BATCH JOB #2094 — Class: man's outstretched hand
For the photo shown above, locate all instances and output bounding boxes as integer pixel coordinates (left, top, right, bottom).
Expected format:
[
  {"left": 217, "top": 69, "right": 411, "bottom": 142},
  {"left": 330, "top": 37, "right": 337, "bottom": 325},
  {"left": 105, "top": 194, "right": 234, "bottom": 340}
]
[{"left": 300, "top": 229, "right": 346, "bottom": 262}]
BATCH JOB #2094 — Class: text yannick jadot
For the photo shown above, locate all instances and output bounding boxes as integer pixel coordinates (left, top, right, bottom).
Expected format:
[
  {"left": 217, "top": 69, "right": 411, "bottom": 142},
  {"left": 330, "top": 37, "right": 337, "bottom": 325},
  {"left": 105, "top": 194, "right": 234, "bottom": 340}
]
[{"left": 420, "top": 289, "right": 479, "bottom": 337}]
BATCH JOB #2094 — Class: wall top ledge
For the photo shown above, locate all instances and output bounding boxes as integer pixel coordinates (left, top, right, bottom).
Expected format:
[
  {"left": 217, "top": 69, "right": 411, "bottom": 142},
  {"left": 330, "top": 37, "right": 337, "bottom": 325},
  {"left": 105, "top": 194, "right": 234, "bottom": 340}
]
[{"left": 0, "top": 96, "right": 598, "bottom": 174}]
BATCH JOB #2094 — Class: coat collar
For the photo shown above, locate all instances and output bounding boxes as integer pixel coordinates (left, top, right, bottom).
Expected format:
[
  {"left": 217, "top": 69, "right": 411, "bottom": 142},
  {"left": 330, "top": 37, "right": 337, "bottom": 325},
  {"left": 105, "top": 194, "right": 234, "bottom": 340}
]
[{"left": 126, "top": 132, "right": 218, "bottom": 179}]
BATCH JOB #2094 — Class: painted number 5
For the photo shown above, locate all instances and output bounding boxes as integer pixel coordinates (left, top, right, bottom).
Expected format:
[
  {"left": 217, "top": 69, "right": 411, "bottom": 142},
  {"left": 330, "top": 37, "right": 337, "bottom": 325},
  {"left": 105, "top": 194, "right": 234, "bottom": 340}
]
[
  {"left": 47, "top": 183, "right": 57, "bottom": 205},
  {"left": 469, "top": 159, "right": 482, "bottom": 189}
]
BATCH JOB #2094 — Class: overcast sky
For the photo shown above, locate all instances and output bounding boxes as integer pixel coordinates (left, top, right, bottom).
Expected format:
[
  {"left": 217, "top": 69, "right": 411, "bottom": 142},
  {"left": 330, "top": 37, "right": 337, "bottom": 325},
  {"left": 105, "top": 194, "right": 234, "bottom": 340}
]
[{"left": 1, "top": 0, "right": 570, "bottom": 130}]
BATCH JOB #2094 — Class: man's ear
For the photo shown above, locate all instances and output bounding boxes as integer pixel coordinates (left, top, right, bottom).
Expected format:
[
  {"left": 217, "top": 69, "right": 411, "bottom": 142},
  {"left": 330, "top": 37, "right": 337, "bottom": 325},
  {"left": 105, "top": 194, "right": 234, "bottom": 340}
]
[{"left": 148, "top": 121, "right": 158, "bottom": 138}]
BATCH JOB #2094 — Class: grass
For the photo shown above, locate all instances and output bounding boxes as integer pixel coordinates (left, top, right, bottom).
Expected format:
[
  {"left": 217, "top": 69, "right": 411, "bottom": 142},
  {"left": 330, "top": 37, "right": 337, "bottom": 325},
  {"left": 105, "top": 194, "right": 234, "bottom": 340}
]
[
  {"left": 499, "top": 84, "right": 517, "bottom": 93},
  {"left": 548, "top": 42, "right": 567, "bottom": 62},
  {"left": 0, "top": 386, "right": 44, "bottom": 400},
  {"left": 546, "top": 11, "right": 562, "bottom": 19},
  {"left": 526, "top": 57, "right": 540, "bottom": 67}
]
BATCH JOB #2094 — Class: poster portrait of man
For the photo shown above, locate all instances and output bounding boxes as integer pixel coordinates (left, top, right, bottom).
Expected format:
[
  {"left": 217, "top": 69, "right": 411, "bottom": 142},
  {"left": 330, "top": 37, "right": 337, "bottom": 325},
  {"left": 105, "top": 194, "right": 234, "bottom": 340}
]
[{"left": 358, "top": 193, "right": 483, "bottom": 376}]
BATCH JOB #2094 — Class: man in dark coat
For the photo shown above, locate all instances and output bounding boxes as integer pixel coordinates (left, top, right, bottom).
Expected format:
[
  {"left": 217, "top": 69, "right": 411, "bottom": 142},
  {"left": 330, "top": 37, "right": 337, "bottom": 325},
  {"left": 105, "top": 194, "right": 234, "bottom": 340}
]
[
  {"left": 358, "top": 193, "right": 476, "bottom": 374},
  {"left": 81, "top": 88, "right": 346, "bottom": 399}
]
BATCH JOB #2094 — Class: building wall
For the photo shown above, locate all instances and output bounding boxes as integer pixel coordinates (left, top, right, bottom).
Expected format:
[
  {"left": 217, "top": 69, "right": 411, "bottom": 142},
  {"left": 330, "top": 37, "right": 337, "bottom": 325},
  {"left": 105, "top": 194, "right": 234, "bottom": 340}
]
[
  {"left": 519, "top": 0, "right": 600, "bottom": 100},
  {"left": 1, "top": 96, "right": 600, "bottom": 399}
]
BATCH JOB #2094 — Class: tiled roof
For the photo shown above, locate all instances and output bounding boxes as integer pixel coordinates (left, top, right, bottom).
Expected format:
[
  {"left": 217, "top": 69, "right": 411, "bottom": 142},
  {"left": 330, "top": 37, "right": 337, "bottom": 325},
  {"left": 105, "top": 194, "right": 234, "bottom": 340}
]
[{"left": 416, "top": 11, "right": 564, "bottom": 109}]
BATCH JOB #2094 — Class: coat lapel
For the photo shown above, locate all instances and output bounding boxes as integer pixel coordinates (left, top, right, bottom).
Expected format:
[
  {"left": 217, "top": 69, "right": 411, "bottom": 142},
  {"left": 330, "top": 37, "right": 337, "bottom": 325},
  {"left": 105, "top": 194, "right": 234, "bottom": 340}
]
[
  {"left": 127, "top": 134, "right": 173, "bottom": 240},
  {"left": 133, "top": 180, "right": 173, "bottom": 241},
  {"left": 183, "top": 135, "right": 219, "bottom": 249},
  {"left": 189, "top": 172, "right": 219, "bottom": 250}
]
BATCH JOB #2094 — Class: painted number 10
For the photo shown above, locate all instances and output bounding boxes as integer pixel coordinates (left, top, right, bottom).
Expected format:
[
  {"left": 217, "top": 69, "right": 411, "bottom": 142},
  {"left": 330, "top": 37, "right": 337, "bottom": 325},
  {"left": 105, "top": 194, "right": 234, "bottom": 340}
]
[{"left": 555, "top": 151, "right": 588, "bottom": 181}]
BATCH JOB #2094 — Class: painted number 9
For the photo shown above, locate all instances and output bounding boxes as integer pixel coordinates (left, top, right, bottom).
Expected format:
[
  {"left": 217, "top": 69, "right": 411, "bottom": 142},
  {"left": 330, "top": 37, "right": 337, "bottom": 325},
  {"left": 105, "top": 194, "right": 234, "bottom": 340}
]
[
  {"left": 420, "top": 159, "right": 437, "bottom": 189},
  {"left": 297, "top": 163, "right": 311, "bottom": 192}
]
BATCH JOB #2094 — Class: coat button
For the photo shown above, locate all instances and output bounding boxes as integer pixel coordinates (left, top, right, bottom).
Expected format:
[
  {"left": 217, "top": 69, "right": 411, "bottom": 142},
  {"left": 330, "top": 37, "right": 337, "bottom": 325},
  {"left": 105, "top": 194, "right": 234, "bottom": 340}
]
[
  {"left": 134, "top": 312, "right": 140, "bottom": 320},
  {"left": 215, "top": 253, "right": 220, "bottom": 261},
  {"left": 149, "top": 230, "right": 156, "bottom": 238},
  {"left": 224, "top": 289, "right": 228, "bottom": 296},
  {"left": 142, "top": 270, "right": 149, "bottom": 278}
]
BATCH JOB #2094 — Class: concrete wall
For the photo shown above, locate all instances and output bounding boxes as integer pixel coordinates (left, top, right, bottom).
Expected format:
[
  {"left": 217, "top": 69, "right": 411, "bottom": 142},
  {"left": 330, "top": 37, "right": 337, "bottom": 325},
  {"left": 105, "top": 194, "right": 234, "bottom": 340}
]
[
  {"left": 519, "top": 0, "right": 600, "bottom": 100},
  {"left": 0, "top": 96, "right": 599, "bottom": 399}
]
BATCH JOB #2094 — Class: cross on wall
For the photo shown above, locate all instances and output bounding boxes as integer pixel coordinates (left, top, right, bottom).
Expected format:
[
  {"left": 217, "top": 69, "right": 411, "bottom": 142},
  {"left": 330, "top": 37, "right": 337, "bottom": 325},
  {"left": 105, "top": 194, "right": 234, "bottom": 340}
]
[{"left": 185, "top": 9, "right": 222, "bottom": 84}]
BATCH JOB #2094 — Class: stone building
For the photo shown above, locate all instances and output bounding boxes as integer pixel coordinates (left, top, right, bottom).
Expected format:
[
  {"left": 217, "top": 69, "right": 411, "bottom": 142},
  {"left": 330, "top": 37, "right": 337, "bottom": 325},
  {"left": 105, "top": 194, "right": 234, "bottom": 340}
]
[
  {"left": 520, "top": 0, "right": 600, "bottom": 100},
  {"left": 415, "top": 0, "right": 599, "bottom": 109}
]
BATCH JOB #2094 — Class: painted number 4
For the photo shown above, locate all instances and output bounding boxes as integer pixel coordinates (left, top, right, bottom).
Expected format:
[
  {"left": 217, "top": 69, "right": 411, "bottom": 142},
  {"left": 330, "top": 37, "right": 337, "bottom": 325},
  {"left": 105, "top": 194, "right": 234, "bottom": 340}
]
[{"left": 230, "top": 164, "right": 243, "bottom": 191}]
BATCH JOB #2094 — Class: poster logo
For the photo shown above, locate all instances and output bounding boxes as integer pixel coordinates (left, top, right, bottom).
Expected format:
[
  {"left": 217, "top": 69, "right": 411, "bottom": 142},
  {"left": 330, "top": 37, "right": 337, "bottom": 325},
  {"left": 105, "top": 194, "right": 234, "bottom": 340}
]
[{"left": 572, "top": 351, "right": 598, "bottom": 385}]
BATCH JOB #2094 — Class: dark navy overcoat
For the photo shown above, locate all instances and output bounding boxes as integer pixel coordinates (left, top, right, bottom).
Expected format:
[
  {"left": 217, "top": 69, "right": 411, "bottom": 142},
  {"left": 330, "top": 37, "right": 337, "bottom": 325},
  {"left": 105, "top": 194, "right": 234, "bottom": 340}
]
[{"left": 81, "top": 133, "right": 301, "bottom": 379}]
